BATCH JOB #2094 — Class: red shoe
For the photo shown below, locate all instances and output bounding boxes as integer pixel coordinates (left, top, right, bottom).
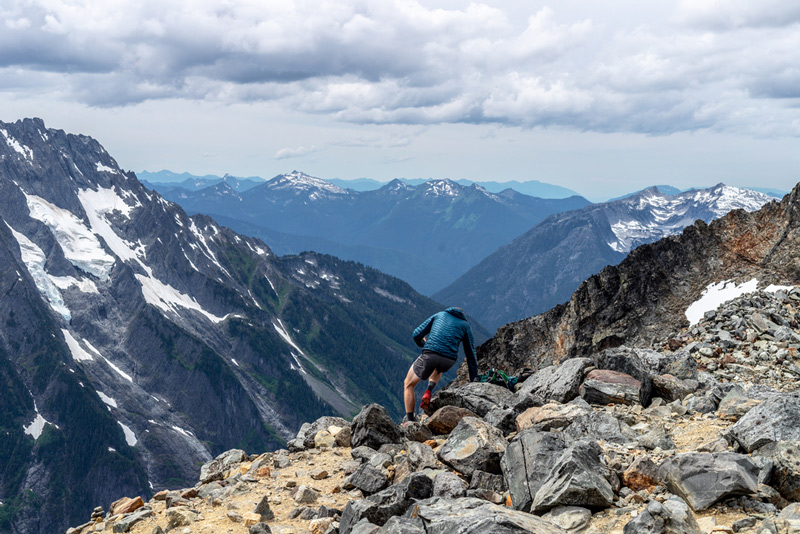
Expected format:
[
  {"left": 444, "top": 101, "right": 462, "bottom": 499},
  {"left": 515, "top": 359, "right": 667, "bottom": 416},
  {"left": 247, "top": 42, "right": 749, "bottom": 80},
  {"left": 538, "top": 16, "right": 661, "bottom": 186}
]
[{"left": 420, "top": 390, "right": 431, "bottom": 411}]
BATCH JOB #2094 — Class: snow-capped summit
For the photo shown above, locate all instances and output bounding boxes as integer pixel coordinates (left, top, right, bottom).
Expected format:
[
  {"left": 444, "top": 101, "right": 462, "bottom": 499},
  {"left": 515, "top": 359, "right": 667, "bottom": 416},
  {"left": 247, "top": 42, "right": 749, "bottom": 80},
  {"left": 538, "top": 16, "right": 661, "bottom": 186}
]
[{"left": 265, "top": 170, "right": 350, "bottom": 198}]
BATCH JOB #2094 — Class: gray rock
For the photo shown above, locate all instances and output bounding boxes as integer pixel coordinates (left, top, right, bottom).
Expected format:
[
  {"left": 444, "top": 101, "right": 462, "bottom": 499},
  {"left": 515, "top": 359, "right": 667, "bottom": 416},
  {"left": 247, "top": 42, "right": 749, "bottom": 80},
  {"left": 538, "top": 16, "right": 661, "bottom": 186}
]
[
  {"left": 432, "top": 472, "right": 467, "bottom": 498},
  {"left": 580, "top": 369, "right": 642, "bottom": 406},
  {"left": 516, "top": 398, "right": 592, "bottom": 432},
  {"left": 350, "top": 518, "right": 381, "bottom": 534},
  {"left": 294, "top": 485, "right": 319, "bottom": 504},
  {"left": 684, "top": 394, "right": 718, "bottom": 414},
  {"left": 501, "top": 429, "right": 571, "bottom": 512},
  {"left": 622, "top": 496, "right": 702, "bottom": 534},
  {"left": 437, "top": 416, "right": 508, "bottom": 477},
  {"left": 724, "top": 394, "right": 800, "bottom": 452},
  {"left": 754, "top": 441, "right": 800, "bottom": 500},
  {"left": 405, "top": 441, "right": 441, "bottom": 472},
  {"left": 652, "top": 374, "right": 697, "bottom": 403},
  {"left": 532, "top": 440, "right": 615, "bottom": 513},
  {"left": 344, "top": 463, "right": 389, "bottom": 495},
  {"left": 542, "top": 506, "right": 592, "bottom": 534},
  {"left": 513, "top": 358, "right": 593, "bottom": 404},
  {"left": 375, "top": 516, "right": 426, "bottom": 534},
  {"left": 111, "top": 509, "right": 154, "bottom": 533},
  {"left": 351, "top": 404, "right": 403, "bottom": 450},
  {"left": 340, "top": 472, "right": 433, "bottom": 533},
  {"left": 658, "top": 452, "right": 759, "bottom": 510},
  {"left": 249, "top": 523, "right": 272, "bottom": 534},
  {"left": 199, "top": 449, "right": 247, "bottom": 483},
  {"left": 429, "top": 382, "right": 513, "bottom": 417},
  {"left": 564, "top": 411, "right": 637, "bottom": 445},
  {"left": 638, "top": 426, "right": 676, "bottom": 451},
  {"left": 253, "top": 495, "right": 275, "bottom": 520},
  {"left": 402, "top": 421, "right": 433, "bottom": 443},
  {"left": 302, "top": 416, "right": 351, "bottom": 449},
  {"left": 482, "top": 406, "right": 519, "bottom": 435},
  {"left": 470, "top": 470, "right": 506, "bottom": 493},
  {"left": 402, "top": 497, "right": 568, "bottom": 533}
]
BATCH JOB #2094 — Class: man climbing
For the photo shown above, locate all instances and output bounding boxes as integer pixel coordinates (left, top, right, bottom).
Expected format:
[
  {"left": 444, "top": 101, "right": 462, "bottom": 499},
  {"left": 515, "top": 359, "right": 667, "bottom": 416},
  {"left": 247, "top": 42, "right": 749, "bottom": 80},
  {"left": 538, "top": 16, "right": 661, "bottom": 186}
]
[{"left": 403, "top": 307, "right": 478, "bottom": 424}]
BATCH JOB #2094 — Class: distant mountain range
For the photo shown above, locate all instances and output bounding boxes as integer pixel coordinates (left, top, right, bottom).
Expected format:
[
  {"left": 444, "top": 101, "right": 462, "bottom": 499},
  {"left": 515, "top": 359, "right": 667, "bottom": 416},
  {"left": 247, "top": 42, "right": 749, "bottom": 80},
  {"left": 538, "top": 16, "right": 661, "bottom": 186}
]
[
  {"left": 141, "top": 169, "right": 582, "bottom": 199},
  {"left": 435, "top": 184, "right": 776, "bottom": 331},
  {"left": 151, "top": 171, "right": 591, "bottom": 294},
  {"left": 0, "top": 119, "right": 467, "bottom": 534}
]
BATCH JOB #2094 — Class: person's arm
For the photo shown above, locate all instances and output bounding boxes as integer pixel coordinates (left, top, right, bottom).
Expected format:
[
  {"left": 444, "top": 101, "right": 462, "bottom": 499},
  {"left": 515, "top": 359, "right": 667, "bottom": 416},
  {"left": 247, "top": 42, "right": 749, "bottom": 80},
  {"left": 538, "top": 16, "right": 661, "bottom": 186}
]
[
  {"left": 413, "top": 315, "right": 435, "bottom": 347},
  {"left": 463, "top": 325, "right": 478, "bottom": 381}
]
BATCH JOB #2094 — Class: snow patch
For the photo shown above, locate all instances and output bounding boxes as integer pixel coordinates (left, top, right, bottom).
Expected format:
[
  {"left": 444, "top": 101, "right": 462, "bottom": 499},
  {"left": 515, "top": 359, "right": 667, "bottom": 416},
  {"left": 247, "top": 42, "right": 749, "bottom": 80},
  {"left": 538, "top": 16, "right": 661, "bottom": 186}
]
[
  {"left": 231, "top": 358, "right": 239, "bottom": 367},
  {"left": 0, "top": 128, "right": 33, "bottom": 160},
  {"left": 136, "top": 274, "right": 227, "bottom": 323},
  {"left": 62, "top": 329, "right": 94, "bottom": 361},
  {"left": 374, "top": 287, "right": 408, "bottom": 304},
  {"left": 102, "top": 356, "right": 133, "bottom": 383},
  {"left": 685, "top": 279, "right": 759, "bottom": 325},
  {"left": 96, "top": 162, "right": 120, "bottom": 175},
  {"left": 97, "top": 391, "right": 117, "bottom": 408},
  {"left": 118, "top": 421, "right": 137, "bottom": 446},
  {"left": 50, "top": 276, "right": 99, "bottom": 294},
  {"left": 8, "top": 225, "right": 71, "bottom": 320},
  {"left": 23, "top": 413, "right": 48, "bottom": 439},
  {"left": 172, "top": 425, "right": 194, "bottom": 437},
  {"left": 25, "top": 193, "right": 116, "bottom": 279},
  {"left": 765, "top": 284, "right": 795, "bottom": 293}
]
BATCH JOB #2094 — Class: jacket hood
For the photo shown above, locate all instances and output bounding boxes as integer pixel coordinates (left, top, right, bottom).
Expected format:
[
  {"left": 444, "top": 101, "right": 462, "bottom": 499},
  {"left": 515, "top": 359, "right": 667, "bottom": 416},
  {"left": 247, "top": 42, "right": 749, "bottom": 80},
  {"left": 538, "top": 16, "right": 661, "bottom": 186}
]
[{"left": 445, "top": 307, "right": 466, "bottom": 320}]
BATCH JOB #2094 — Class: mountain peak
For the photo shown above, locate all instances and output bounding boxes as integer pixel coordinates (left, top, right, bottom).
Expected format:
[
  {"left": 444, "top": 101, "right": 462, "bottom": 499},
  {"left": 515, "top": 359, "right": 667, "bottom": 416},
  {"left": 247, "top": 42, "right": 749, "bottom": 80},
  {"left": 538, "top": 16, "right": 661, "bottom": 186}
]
[
  {"left": 267, "top": 171, "right": 349, "bottom": 196},
  {"left": 420, "top": 178, "right": 463, "bottom": 197}
]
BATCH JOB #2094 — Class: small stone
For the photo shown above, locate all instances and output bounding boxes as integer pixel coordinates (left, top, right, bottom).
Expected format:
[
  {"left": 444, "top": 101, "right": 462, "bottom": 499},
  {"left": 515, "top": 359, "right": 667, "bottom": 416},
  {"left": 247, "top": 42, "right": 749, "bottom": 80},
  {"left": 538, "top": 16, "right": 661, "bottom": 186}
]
[
  {"left": 249, "top": 523, "right": 272, "bottom": 534},
  {"left": 227, "top": 511, "right": 243, "bottom": 523},
  {"left": 310, "top": 468, "right": 329, "bottom": 480},
  {"left": 243, "top": 512, "right": 262, "bottom": 527},
  {"left": 293, "top": 485, "right": 319, "bottom": 504},
  {"left": 254, "top": 495, "right": 275, "bottom": 520}
]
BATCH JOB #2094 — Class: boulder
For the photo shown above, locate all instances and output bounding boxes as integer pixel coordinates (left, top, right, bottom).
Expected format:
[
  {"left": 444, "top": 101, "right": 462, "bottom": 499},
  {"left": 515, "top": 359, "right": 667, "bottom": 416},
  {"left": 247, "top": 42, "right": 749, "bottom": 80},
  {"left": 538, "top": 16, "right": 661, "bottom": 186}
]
[
  {"left": 110, "top": 496, "right": 144, "bottom": 516},
  {"left": 638, "top": 427, "right": 676, "bottom": 451},
  {"left": 501, "top": 429, "right": 572, "bottom": 512},
  {"left": 623, "top": 456, "right": 661, "bottom": 492},
  {"left": 532, "top": 440, "right": 615, "bottom": 513},
  {"left": 403, "top": 497, "right": 568, "bottom": 534},
  {"left": 482, "top": 406, "right": 519, "bottom": 435},
  {"left": 111, "top": 509, "right": 153, "bottom": 533},
  {"left": 425, "top": 405, "right": 479, "bottom": 435},
  {"left": 754, "top": 441, "right": 800, "bottom": 501},
  {"left": 402, "top": 421, "right": 433, "bottom": 443},
  {"left": 512, "top": 358, "right": 593, "bottom": 404},
  {"left": 437, "top": 417, "right": 508, "bottom": 477},
  {"left": 622, "top": 496, "right": 703, "bottom": 534},
  {"left": 376, "top": 516, "right": 426, "bottom": 533},
  {"left": 658, "top": 452, "right": 759, "bottom": 511},
  {"left": 351, "top": 404, "right": 403, "bottom": 450},
  {"left": 340, "top": 472, "right": 433, "bottom": 533},
  {"left": 344, "top": 463, "right": 390, "bottom": 495},
  {"left": 470, "top": 470, "right": 506, "bottom": 493},
  {"left": 652, "top": 374, "right": 697, "bottom": 403},
  {"left": 405, "top": 441, "right": 441, "bottom": 472},
  {"left": 541, "top": 506, "right": 592, "bottom": 534},
  {"left": 516, "top": 399, "right": 591, "bottom": 432},
  {"left": 724, "top": 394, "right": 800, "bottom": 452},
  {"left": 199, "top": 449, "right": 247, "bottom": 483},
  {"left": 718, "top": 390, "right": 763, "bottom": 421},
  {"left": 249, "top": 523, "right": 272, "bottom": 534},
  {"left": 564, "top": 411, "right": 637, "bottom": 445},
  {"left": 580, "top": 369, "right": 642, "bottom": 405},
  {"left": 429, "top": 382, "right": 513, "bottom": 417},
  {"left": 433, "top": 471, "right": 467, "bottom": 498},
  {"left": 301, "top": 416, "right": 351, "bottom": 449}
]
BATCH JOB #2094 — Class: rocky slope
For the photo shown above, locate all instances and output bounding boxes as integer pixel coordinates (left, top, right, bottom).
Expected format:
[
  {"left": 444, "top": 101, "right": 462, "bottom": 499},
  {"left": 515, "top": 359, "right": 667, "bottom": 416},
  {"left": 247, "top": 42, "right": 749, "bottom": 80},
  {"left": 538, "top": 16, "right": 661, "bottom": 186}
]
[
  {"left": 65, "top": 286, "right": 800, "bottom": 534},
  {"left": 472, "top": 183, "right": 799, "bottom": 375},
  {"left": 435, "top": 184, "right": 775, "bottom": 331},
  {"left": 156, "top": 172, "right": 591, "bottom": 294},
  {"left": 0, "top": 118, "right": 451, "bottom": 534}
]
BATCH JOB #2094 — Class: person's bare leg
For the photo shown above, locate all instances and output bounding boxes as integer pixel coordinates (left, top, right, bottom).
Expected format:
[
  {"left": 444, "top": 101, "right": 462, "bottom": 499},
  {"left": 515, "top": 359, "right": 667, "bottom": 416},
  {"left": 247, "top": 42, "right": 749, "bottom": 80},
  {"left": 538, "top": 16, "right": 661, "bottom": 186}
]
[
  {"left": 404, "top": 366, "right": 423, "bottom": 416},
  {"left": 428, "top": 369, "right": 442, "bottom": 387}
]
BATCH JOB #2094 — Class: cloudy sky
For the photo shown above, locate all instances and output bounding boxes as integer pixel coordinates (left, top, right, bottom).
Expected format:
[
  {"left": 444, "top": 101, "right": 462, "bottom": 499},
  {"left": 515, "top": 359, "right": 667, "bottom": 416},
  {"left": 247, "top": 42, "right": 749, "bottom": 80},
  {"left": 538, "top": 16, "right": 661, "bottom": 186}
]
[{"left": 2, "top": 0, "right": 799, "bottom": 200}]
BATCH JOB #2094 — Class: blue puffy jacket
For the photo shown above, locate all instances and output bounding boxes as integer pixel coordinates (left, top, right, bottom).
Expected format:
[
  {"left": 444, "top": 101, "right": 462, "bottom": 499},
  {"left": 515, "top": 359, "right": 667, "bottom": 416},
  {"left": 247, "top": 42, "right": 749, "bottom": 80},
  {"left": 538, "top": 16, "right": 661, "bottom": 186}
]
[{"left": 413, "top": 307, "right": 478, "bottom": 380}]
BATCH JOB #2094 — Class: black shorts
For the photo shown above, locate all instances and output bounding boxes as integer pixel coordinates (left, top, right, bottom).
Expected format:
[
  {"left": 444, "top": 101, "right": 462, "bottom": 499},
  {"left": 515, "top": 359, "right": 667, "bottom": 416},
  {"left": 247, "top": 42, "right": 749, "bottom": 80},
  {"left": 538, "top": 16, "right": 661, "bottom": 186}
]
[{"left": 412, "top": 350, "right": 457, "bottom": 380}]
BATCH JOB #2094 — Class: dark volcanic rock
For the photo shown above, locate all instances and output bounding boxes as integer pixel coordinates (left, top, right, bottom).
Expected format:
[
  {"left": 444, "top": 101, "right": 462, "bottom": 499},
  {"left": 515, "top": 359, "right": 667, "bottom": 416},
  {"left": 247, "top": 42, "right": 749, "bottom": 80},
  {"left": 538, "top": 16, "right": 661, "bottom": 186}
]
[
  {"left": 436, "top": 417, "right": 508, "bottom": 477},
  {"left": 623, "top": 497, "right": 703, "bottom": 534},
  {"left": 403, "top": 497, "right": 568, "bottom": 534},
  {"left": 501, "top": 429, "right": 571, "bottom": 512},
  {"left": 514, "top": 358, "right": 593, "bottom": 404},
  {"left": 580, "top": 369, "right": 642, "bottom": 406},
  {"left": 754, "top": 441, "right": 800, "bottom": 501},
  {"left": 351, "top": 404, "right": 403, "bottom": 450},
  {"left": 658, "top": 452, "right": 759, "bottom": 511},
  {"left": 430, "top": 382, "right": 513, "bottom": 417},
  {"left": 564, "top": 411, "right": 637, "bottom": 445},
  {"left": 724, "top": 394, "right": 800, "bottom": 452}
]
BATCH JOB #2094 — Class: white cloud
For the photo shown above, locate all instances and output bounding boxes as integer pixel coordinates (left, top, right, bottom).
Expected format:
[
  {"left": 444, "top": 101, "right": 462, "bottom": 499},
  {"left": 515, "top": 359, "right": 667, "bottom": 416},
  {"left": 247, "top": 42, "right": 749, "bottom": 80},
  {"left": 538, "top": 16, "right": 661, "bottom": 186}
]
[
  {"left": 1, "top": 0, "right": 799, "bottom": 138},
  {"left": 274, "top": 145, "right": 319, "bottom": 159}
]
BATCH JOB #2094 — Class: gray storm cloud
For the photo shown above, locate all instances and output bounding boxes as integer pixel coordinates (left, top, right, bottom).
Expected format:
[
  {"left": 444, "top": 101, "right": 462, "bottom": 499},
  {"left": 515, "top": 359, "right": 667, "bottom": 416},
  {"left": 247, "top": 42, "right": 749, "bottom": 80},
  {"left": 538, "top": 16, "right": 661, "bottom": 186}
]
[{"left": 1, "top": 0, "right": 799, "bottom": 137}]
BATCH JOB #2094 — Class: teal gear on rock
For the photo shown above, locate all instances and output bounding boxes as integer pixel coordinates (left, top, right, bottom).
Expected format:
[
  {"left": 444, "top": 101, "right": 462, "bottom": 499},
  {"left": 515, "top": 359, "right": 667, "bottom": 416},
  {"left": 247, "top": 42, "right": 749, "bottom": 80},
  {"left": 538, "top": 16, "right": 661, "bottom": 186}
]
[{"left": 412, "top": 307, "right": 478, "bottom": 380}]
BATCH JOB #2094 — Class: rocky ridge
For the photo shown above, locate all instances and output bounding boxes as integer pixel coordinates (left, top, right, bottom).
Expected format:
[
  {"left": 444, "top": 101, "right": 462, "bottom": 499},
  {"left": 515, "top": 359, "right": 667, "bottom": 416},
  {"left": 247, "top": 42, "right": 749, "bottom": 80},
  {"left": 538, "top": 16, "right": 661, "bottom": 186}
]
[
  {"left": 66, "top": 287, "right": 800, "bottom": 534},
  {"left": 475, "top": 183, "right": 800, "bottom": 377}
]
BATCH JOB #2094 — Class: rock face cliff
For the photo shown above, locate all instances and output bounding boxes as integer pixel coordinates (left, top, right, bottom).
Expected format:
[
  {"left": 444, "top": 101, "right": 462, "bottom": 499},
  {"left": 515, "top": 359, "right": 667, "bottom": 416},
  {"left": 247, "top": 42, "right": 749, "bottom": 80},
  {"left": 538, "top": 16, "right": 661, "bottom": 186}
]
[
  {"left": 473, "top": 184, "right": 799, "bottom": 377},
  {"left": 0, "top": 118, "right": 444, "bottom": 534}
]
